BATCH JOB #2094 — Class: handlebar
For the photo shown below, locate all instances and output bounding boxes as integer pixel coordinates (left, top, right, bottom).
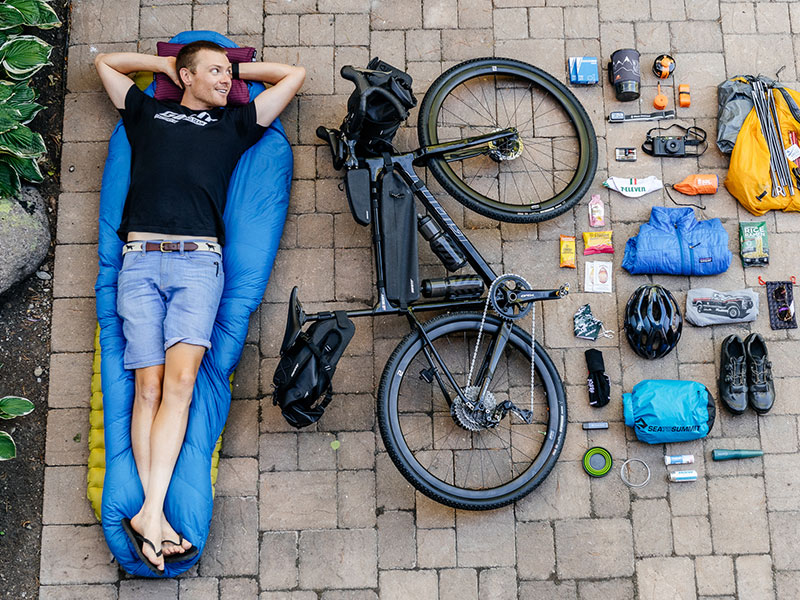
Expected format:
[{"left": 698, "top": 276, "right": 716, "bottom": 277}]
[{"left": 339, "top": 65, "right": 409, "bottom": 134}]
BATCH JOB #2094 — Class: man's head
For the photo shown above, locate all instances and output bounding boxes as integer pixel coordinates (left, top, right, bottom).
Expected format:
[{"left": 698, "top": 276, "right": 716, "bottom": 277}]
[{"left": 176, "top": 41, "right": 231, "bottom": 109}]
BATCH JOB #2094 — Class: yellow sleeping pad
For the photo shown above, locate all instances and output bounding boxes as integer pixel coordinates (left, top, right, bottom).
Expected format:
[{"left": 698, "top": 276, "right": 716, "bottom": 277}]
[{"left": 87, "top": 325, "right": 224, "bottom": 522}]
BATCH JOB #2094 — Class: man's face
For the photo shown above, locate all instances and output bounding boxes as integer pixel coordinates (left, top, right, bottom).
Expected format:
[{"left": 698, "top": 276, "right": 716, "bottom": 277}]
[{"left": 181, "top": 49, "right": 232, "bottom": 108}]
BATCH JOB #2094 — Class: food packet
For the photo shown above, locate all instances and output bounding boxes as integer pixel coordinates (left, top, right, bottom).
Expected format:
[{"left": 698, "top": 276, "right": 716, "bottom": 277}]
[
  {"left": 585, "top": 261, "right": 613, "bottom": 293},
  {"left": 739, "top": 221, "right": 769, "bottom": 267},
  {"left": 588, "top": 194, "right": 605, "bottom": 227},
  {"left": 583, "top": 231, "right": 614, "bottom": 255},
  {"left": 560, "top": 235, "right": 576, "bottom": 268}
]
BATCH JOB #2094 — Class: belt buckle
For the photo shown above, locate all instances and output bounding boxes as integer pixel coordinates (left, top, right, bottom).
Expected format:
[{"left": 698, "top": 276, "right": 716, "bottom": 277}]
[{"left": 160, "top": 241, "right": 176, "bottom": 253}]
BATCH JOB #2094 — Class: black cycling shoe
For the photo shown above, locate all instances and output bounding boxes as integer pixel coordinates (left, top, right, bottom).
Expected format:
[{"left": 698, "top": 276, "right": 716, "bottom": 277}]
[
  {"left": 719, "top": 334, "right": 748, "bottom": 414},
  {"left": 744, "top": 333, "right": 775, "bottom": 414}
]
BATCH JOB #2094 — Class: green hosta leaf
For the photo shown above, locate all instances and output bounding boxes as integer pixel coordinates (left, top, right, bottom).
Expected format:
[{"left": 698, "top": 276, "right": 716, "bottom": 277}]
[
  {"left": 0, "top": 431, "right": 16, "bottom": 460},
  {"left": 0, "top": 81, "right": 15, "bottom": 103},
  {"left": 1, "top": 153, "right": 42, "bottom": 182},
  {"left": 0, "top": 123, "right": 45, "bottom": 157},
  {"left": 0, "top": 396, "right": 33, "bottom": 417},
  {"left": 0, "top": 159, "right": 20, "bottom": 197},
  {"left": 0, "top": 6, "right": 25, "bottom": 31},
  {"left": 4, "top": 0, "right": 40, "bottom": 24},
  {"left": 0, "top": 104, "right": 21, "bottom": 133},
  {"left": 6, "top": 80, "right": 35, "bottom": 105},
  {"left": 0, "top": 35, "right": 52, "bottom": 78},
  {"left": 34, "top": 0, "right": 60, "bottom": 29},
  {"left": 15, "top": 101, "right": 42, "bottom": 124},
  {"left": 3, "top": 0, "right": 60, "bottom": 28}
]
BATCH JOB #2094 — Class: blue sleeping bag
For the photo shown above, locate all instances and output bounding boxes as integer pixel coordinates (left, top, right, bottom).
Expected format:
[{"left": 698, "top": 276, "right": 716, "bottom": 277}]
[
  {"left": 622, "top": 206, "right": 732, "bottom": 276},
  {"left": 94, "top": 30, "right": 291, "bottom": 577}
]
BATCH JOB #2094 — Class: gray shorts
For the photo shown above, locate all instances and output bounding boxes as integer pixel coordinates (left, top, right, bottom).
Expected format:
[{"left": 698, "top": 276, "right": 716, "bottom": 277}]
[{"left": 116, "top": 244, "right": 225, "bottom": 370}]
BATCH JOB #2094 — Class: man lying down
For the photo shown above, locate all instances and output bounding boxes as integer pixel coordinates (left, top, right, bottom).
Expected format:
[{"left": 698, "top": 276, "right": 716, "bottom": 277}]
[{"left": 94, "top": 42, "right": 304, "bottom": 574}]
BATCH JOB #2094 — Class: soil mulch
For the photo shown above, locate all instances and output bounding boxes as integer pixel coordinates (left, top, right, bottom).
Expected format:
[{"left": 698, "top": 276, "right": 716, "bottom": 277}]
[{"left": 0, "top": 1, "right": 69, "bottom": 597}]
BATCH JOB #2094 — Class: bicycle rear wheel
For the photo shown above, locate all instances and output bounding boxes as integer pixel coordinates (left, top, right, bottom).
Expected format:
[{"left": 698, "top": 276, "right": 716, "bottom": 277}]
[
  {"left": 418, "top": 57, "right": 597, "bottom": 223},
  {"left": 377, "top": 312, "right": 567, "bottom": 510}
]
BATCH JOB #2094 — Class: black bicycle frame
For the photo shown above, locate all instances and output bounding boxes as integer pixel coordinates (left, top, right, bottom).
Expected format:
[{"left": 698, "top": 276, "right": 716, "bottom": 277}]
[{"left": 301, "top": 131, "right": 566, "bottom": 409}]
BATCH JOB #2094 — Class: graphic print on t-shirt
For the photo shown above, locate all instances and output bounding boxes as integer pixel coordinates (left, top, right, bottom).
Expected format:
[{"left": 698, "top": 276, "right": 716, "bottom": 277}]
[{"left": 154, "top": 110, "right": 218, "bottom": 126}]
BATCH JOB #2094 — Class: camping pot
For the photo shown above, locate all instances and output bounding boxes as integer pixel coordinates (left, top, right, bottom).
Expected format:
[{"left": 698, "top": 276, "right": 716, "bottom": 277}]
[{"left": 609, "top": 48, "right": 641, "bottom": 101}]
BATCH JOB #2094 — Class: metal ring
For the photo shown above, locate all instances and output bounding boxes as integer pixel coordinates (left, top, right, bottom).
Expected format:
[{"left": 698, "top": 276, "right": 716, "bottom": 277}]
[{"left": 620, "top": 458, "right": 651, "bottom": 488}]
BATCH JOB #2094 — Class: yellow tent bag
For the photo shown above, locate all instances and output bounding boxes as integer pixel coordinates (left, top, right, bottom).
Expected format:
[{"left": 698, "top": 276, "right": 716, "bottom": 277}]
[{"left": 725, "top": 85, "right": 800, "bottom": 215}]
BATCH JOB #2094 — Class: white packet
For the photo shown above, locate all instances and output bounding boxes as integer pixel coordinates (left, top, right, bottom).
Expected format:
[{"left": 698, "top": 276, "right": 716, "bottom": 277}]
[{"left": 585, "top": 261, "right": 613, "bottom": 293}]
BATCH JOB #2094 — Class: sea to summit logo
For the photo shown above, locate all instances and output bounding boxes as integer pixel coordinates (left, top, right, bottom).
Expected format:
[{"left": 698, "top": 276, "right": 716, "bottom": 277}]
[{"left": 635, "top": 416, "right": 701, "bottom": 434}]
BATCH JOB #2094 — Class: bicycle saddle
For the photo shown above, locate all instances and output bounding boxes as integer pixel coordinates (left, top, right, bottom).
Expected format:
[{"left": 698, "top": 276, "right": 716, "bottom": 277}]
[{"left": 280, "top": 286, "right": 307, "bottom": 355}]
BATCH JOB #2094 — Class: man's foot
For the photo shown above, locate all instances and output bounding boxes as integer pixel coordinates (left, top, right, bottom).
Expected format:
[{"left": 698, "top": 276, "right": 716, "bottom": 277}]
[
  {"left": 161, "top": 514, "right": 193, "bottom": 557},
  {"left": 130, "top": 512, "right": 165, "bottom": 571}
]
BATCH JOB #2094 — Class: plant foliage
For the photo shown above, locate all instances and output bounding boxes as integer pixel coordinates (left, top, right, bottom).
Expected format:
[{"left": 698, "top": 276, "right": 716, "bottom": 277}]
[
  {"left": 0, "top": 395, "right": 34, "bottom": 460},
  {"left": 0, "top": 0, "right": 59, "bottom": 198}
]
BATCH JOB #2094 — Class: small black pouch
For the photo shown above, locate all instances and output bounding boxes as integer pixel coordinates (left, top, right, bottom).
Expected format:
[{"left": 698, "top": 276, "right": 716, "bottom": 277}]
[
  {"left": 380, "top": 163, "right": 419, "bottom": 307},
  {"left": 585, "top": 349, "right": 611, "bottom": 408},
  {"left": 766, "top": 280, "right": 797, "bottom": 330},
  {"left": 345, "top": 168, "right": 371, "bottom": 226}
]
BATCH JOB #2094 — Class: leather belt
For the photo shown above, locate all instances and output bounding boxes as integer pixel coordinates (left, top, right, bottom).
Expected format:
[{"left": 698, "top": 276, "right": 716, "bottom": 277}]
[{"left": 122, "top": 240, "right": 222, "bottom": 256}]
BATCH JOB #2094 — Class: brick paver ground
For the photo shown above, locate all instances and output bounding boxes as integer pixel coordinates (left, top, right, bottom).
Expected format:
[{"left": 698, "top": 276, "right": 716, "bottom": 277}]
[{"left": 42, "top": 0, "right": 800, "bottom": 598}]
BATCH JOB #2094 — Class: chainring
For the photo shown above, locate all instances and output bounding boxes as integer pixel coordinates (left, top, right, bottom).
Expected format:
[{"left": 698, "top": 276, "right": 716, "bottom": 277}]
[{"left": 489, "top": 274, "right": 533, "bottom": 321}]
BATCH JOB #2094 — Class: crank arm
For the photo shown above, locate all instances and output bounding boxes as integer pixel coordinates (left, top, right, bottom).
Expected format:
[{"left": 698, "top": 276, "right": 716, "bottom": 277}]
[{"left": 512, "top": 283, "right": 570, "bottom": 304}]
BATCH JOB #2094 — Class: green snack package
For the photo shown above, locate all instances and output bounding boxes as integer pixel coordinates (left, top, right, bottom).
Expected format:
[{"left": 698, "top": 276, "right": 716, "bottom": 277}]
[{"left": 739, "top": 221, "right": 769, "bottom": 267}]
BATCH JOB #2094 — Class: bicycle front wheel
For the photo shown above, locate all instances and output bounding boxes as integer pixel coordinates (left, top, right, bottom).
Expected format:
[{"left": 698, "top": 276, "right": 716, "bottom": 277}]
[
  {"left": 418, "top": 57, "right": 597, "bottom": 223},
  {"left": 377, "top": 312, "right": 567, "bottom": 510}
]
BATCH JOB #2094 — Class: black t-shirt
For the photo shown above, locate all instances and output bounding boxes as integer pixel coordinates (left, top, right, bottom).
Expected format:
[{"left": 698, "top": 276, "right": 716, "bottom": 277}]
[{"left": 117, "top": 85, "right": 266, "bottom": 245}]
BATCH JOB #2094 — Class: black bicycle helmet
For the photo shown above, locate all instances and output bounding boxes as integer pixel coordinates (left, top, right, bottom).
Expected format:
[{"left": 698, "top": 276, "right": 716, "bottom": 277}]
[{"left": 624, "top": 284, "right": 683, "bottom": 359}]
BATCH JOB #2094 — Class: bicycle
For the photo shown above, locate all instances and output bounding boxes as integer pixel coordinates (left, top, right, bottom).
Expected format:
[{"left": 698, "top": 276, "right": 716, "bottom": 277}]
[{"left": 278, "top": 57, "right": 597, "bottom": 510}]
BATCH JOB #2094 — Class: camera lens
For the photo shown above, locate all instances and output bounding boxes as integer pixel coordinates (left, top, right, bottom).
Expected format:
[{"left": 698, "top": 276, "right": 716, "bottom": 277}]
[{"left": 666, "top": 139, "right": 680, "bottom": 153}]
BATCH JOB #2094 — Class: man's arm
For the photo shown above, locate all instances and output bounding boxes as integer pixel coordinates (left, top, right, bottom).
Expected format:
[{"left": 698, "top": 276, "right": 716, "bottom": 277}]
[
  {"left": 94, "top": 52, "right": 180, "bottom": 109},
  {"left": 238, "top": 62, "right": 306, "bottom": 128}
]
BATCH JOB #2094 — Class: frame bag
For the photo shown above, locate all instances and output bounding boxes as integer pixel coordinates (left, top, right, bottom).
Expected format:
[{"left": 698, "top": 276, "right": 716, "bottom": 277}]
[
  {"left": 272, "top": 311, "right": 355, "bottom": 428},
  {"left": 380, "top": 164, "right": 420, "bottom": 307}
]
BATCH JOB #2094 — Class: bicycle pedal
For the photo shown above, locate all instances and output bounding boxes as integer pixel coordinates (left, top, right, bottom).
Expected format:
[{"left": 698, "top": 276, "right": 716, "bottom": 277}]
[{"left": 419, "top": 368, "right": 435, "bottom": 383}]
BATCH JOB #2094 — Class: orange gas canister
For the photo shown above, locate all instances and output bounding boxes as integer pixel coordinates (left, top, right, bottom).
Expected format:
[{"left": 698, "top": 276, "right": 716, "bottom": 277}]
[{"left": 673, "top": 174, "right": 718, "bottom": 195}]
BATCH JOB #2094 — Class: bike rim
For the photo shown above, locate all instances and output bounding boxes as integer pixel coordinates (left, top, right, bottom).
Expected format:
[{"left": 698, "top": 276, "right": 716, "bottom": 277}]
[
  {"left": 385, "top": 318, "right": 562, "bottom": 504},
  {"left": 424, "top": 63, "right": 593, "bottom": 216}
]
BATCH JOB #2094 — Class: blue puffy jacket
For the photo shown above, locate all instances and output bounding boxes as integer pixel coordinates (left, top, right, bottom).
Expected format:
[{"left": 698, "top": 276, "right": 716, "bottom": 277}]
[{"left": 622, "top": 207, "right": 732, "bottom": 275}]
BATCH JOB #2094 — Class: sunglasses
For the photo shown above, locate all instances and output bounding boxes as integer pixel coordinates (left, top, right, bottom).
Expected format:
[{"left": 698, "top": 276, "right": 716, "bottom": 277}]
[{"left": 773, "top": 285, "right": 795, "bottom": 321}]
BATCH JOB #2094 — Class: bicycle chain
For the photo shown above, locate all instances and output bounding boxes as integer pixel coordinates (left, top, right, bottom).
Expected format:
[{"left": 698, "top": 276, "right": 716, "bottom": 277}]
[{"left": 465, "top": 273, "right": 535, "bottom": 419}]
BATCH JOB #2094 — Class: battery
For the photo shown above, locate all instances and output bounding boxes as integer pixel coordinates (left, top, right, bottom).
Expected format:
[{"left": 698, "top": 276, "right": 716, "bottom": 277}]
[
  {"left": 615, "top": 147, "right": 637, "bottom": 161},
  {"left": 668, "top": 470, "right": 698, "bottom": 482},
  {"left": 664, "top": 454, "right": 694, "bottom": 465}
]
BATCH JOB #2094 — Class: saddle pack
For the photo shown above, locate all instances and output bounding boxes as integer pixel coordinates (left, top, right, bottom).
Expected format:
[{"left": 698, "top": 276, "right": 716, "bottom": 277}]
[{"left": 272, "top": 311, "right": 355, "bottom": 429}]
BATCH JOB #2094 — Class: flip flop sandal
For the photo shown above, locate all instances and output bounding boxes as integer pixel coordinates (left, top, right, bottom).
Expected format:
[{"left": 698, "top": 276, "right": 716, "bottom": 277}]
[
  {"left": 122, "top": 518, "right": 164, "bottom": 575},
  {"left": 162, "top": 534, "right": 199, "bottom": 563}
]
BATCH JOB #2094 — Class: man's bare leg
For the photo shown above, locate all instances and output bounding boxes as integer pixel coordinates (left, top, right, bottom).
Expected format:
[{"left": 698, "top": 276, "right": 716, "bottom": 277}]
[
  {"left": 130, "top": 343, "right": 205, "bottom": 570},
  {"left": 130, "top": 365, "right": 190, "bottom": 557},
  {"left": 131, "top": 365, "right": 164, "bottom": 491}
]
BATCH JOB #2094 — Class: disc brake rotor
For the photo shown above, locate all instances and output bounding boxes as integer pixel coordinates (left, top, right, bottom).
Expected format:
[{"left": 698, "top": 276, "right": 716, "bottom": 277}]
[{"left": 488, "top": 135, "right": 523, "bottom": 162}]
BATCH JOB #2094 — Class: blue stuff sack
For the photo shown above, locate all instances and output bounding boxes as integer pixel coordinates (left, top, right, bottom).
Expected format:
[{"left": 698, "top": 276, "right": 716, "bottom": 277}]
[{"left": 623, "top": 379, "right": 716, "bottom": 444}]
